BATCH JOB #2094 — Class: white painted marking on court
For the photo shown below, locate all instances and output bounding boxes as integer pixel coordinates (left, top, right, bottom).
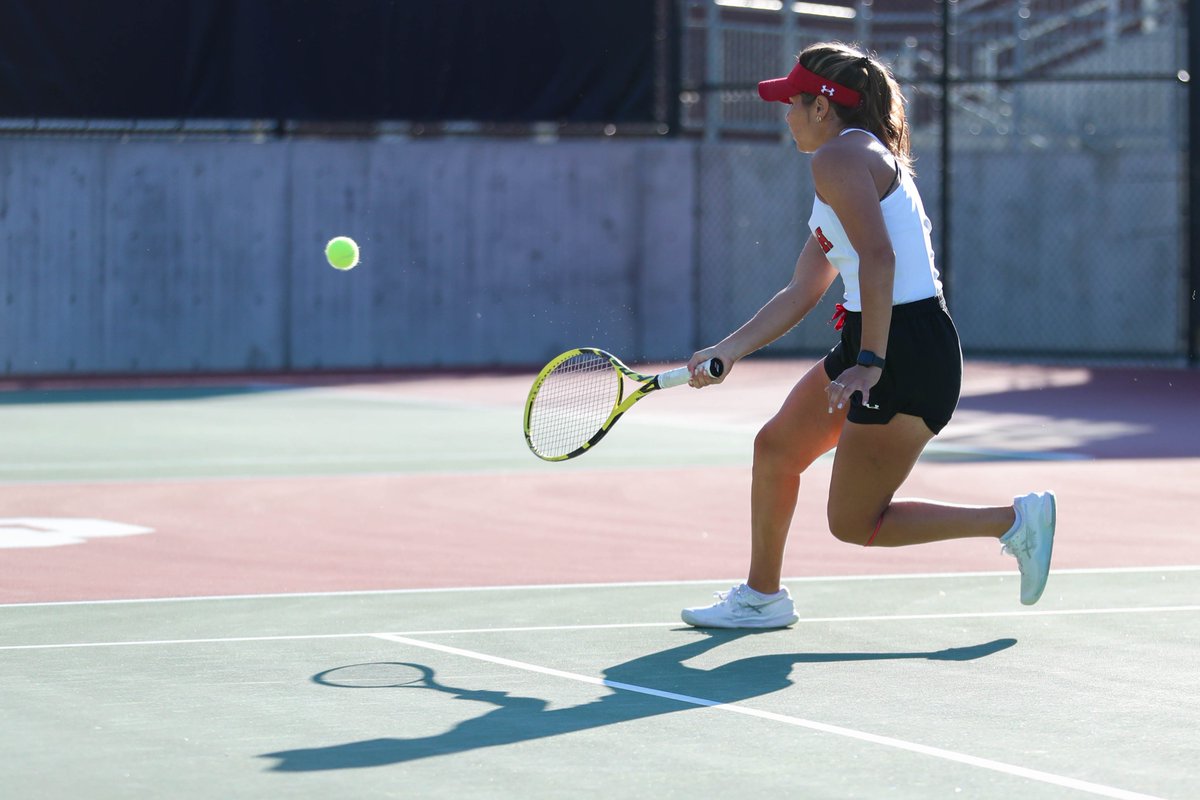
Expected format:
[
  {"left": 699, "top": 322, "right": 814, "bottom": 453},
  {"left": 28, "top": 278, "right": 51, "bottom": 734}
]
[
  {"left": 0, "top": 632, "right": 372, "bottom": 651},
  {"left": 375, "top": 633, "right": 1167, "bottom": 800},
  {"left": 0, "top": 453, "right": 513, "bottom": 471},
  {"left": 2, "top": 565, "right": 1197, "bottom": 608},
  {"left": 0, "top": 518, "right": 154, "bottom": 549},
  {"left": 2, "top": 605, "right": 1197, "bottom": 651},
  {"left": 384, "top": 605, "right": 1200, "bottom": 636}
]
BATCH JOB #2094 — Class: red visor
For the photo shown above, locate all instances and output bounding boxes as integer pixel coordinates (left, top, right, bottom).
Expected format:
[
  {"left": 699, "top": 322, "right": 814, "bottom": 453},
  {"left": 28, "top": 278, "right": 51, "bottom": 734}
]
[{"left": 758, "top": 62, "right": 862, "bottom": 108}]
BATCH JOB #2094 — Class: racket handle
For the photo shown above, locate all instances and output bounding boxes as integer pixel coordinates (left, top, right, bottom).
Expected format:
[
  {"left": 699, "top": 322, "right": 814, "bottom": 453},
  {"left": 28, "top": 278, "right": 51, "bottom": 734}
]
[{"left": 657, "top": 358, "right": 724, "bottom": 389}]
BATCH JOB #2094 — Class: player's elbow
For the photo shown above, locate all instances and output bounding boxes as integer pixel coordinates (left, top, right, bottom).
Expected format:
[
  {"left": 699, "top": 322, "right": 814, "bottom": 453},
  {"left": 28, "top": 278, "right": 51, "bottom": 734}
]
[
  {"left": 858, "top": 251, "right": 896, "bottom": 297},
  {"left": 859, "top": 247, "right": 896, "bottom": 276},
  {"left": 776, "top": 283, "right": 810, "bottom": 323}
]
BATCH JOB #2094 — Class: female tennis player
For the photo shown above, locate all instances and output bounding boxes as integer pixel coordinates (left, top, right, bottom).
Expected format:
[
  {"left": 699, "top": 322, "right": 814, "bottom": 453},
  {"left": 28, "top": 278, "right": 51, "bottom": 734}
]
[{"left": 681, "top": 42, "right": 1056, "bottom": 628}]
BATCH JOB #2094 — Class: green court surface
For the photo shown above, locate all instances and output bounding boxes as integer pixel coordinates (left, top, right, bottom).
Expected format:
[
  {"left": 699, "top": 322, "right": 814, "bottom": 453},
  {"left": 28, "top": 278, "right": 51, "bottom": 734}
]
[
  {"left": 0, "top": 382, "right": 751, "bottom": 481},
  {"left": 3, "top": 571, "right": 1198, "bottom": 799},
  {"left": 0, "top": 365, "right": 1138, "bottom": 484}
]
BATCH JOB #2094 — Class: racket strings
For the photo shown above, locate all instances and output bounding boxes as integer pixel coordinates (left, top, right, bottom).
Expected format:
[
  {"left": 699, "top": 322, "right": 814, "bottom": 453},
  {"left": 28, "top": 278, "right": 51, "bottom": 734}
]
[{"left": 527, "top": 353, "right": 621, "bottom": 458}]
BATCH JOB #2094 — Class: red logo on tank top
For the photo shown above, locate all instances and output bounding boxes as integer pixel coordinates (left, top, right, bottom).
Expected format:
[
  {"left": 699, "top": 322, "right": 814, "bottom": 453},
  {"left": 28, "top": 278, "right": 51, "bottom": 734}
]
[{"left": 815, "top": 227, "right": 834, "bottom": 253}]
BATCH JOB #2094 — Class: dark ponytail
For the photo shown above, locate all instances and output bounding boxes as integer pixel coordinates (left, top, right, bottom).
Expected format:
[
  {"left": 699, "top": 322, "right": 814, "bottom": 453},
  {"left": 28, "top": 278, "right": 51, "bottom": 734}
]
[{"left": 796, "top": 42, "right": 912, "bottom": 172}]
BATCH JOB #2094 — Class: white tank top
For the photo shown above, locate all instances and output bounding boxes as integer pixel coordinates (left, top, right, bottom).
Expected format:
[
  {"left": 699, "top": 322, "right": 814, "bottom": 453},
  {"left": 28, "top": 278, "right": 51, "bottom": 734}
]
[{"left": 807, "top": 128, "right": 941, "bottom": 311}]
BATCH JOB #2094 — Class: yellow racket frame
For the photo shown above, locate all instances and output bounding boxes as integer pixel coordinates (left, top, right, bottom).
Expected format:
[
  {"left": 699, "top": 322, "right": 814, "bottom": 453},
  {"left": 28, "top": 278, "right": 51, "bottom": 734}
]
[{"left": 523, "top": 347, "right": 687, "bottom": 462}]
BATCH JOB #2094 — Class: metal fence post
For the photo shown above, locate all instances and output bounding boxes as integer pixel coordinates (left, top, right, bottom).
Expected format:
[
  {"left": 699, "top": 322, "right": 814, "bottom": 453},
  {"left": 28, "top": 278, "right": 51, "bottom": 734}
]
[
  {"left": 940, "top": 0, "right": 953, "bottom": 304},
  {"left": 781, "top": 1, "right": 797, "bottom": 146},
  {"left": 705, "top": 0, "right": 722, "bottom": 143},
  {"left": 855, "top": 0, "right": 871, "bottom": 45},
  {"left": 1190, "top": 0, "right": 1200, "bottom": 363}
]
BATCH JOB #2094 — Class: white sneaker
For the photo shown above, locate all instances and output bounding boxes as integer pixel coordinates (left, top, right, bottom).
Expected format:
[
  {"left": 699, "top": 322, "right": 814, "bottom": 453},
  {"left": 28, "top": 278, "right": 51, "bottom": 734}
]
[
  {"left": 681, "top": 584, "right": 799, "bottom": 629},
  {"left": 1000, "top": 491, "right": 1057, "bottom": 605}
]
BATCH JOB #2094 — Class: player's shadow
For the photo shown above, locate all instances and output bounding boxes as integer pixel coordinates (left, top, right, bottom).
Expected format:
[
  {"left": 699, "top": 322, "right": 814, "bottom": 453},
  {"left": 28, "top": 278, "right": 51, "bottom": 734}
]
[{"left": 260, "top": 633, "right": 1016, "bottom": 772}]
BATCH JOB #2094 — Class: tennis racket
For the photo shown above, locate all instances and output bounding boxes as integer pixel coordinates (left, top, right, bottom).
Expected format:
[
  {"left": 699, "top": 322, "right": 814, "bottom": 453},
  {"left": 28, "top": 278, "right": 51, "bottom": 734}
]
[{"left": 523, "top": 348, "right": 723, "bottom": 461}]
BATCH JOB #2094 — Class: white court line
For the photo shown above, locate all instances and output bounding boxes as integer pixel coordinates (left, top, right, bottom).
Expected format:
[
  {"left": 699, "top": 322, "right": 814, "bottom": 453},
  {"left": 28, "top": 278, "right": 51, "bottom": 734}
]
[
  {"left": 0, "top": 452, "right": 517, "bottom": 471},
  {"left": 0, "top": 632, "right": 372, "bottom": 651},
  {"left": 375, "top": 632, "right": 1165, "bottom": 800},
  {"left": 2, "top": 605, "right": 1198, "bottom": 651},
  {"left": 3, "top": 565, "right": 1198, "bottom": 608},
  {"left": 381, "top": 605, "right": 1200, "bottom": 637}
]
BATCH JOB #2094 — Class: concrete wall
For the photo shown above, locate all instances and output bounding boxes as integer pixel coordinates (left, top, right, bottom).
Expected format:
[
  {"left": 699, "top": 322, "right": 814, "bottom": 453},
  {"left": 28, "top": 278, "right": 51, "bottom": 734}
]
[
  {"left": 692, "top": 141, "right": 1184, "bottom": 359},
  {"left": 0, "top": 138, "right": 695, "bottom": 374},
  {"left": 0, "top": 136, "right": 1184, "bottom": 376},
  {"left": 283, "top": 140, "right": 696, "bottom": 370},
  {"left": 0, "top": 140, "right": 289, "bottom": 374},
  {"left": 951, "top": 150, "right": 1182, "bottom": 355}
]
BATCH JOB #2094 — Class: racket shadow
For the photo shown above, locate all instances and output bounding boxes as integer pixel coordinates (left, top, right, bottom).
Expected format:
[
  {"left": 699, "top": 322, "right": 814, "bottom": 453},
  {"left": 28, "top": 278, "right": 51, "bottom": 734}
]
[{"left": 260, "top": 633, "right": 1016, "bottom": 772}]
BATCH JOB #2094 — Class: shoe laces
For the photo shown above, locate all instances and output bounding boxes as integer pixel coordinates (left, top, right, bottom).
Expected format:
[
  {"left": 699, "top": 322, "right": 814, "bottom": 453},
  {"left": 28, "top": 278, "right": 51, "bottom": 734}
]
[{"left": 714, "top": 585, "right": 749, "bottom": 605}]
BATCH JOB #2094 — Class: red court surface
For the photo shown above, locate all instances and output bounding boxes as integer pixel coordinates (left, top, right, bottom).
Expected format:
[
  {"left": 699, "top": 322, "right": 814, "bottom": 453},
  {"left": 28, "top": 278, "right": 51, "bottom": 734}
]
[{"left": 0, "top": 459, "right": 1197, "bottom": 603}]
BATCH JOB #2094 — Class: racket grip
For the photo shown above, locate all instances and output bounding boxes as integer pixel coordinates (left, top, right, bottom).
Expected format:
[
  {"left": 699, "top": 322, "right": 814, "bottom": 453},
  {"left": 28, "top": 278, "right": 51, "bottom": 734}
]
[{"left": 657, "top": 358, "right": 724, "bottom": 389}]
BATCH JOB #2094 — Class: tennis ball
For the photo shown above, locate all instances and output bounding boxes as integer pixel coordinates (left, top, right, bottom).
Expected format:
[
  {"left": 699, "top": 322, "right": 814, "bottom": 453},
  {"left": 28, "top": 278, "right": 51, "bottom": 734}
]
[{"left": 325, "top": 236, "right": 360, "bottom": 271}]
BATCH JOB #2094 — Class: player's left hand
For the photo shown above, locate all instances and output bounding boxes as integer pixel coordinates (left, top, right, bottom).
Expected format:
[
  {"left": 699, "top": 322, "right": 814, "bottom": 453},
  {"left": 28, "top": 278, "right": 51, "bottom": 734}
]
[{"left": 826, "top": 365, "right": 882, "bottom": 414}]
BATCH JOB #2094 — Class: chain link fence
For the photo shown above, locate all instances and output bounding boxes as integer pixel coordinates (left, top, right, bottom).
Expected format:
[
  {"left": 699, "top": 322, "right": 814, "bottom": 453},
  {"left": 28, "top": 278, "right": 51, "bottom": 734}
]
[{"left": 679, "top": 0, "right": 1188, "bottom": 361}]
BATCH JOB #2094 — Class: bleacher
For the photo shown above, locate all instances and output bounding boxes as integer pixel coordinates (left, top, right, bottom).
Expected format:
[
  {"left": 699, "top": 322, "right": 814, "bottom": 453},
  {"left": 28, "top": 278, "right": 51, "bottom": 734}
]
[{"left": 681, "top": 0, "right": 1181, "bottom": 145}]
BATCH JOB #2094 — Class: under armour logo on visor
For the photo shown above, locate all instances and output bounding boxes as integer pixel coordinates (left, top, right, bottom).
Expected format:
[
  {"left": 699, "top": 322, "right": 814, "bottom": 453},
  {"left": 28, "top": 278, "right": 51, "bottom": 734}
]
[{"left": 821, "top": 85, "right": 835, "bottom": 96}]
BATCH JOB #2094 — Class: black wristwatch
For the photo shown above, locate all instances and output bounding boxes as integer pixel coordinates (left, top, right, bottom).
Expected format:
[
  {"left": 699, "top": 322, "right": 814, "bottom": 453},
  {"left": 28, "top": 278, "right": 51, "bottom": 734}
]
[{"left": 856, "top": 349, "right": 886, "bottom": 369}]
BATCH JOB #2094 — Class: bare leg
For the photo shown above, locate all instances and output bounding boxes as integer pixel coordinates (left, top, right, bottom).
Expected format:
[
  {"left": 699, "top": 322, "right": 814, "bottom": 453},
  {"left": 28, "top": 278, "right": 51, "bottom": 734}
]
[
  {"left": 827, "top": 413, "right": 1016, "bottom": 547},
  {"left": 746, "top": 361, "right": 845, "bottom": 594}
]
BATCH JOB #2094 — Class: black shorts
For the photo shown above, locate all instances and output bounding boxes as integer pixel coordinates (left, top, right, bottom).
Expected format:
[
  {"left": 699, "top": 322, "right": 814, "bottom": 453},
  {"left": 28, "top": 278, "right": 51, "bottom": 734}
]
[{"left": 823, "top": 294, "right": 962, "bottom": 434}]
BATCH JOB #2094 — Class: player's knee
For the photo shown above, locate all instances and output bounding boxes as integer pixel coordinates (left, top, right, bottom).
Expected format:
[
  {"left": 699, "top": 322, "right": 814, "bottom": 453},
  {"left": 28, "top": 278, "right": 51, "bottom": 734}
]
[
  {"left": 753, "top": 421, "right": 815, "bottom": 473},
  {"left": 753, "top": 421, "right": 787, "bottom": 463},
  {"left": 826, "top": 504, "right": 871, "bottom": 545}
]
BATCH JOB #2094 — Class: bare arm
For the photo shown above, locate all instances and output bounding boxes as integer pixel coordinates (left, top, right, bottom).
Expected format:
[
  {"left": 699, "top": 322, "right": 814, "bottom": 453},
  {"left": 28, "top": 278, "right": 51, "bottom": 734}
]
[
  {"left": 688, "top": 235, "right": 837, "bottom": 384},
  {"left": 811, "top": 141, "right": 896, "bottom": 408}
]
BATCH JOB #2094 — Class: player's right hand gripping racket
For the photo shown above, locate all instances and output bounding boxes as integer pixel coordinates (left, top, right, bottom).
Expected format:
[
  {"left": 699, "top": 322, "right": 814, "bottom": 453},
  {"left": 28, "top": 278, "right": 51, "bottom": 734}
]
[{"left": 523, "top": 347, "right": 723, "bottom": 461}]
